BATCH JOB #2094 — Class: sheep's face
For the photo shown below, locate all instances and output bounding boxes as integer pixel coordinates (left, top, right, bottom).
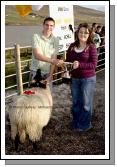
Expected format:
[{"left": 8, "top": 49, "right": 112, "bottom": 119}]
[
  {"left": 29, "top": 69, "right": 48, "bottom": 89},
  {"left": 29, "top": 79, "right": 47, "bottom": 89}
]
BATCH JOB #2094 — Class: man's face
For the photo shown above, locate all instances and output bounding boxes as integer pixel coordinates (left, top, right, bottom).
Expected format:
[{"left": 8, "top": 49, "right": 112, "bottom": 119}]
[
  {"left": 94, "top": 24, "right": 97, "bottom": 32},
  {"left": 43, "top": 20, "right": 55, "bottom": 34}
]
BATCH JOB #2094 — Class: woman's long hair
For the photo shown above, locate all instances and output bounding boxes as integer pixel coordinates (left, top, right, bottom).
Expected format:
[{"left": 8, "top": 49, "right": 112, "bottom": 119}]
[{"left": 70, "top": 23, "right": 94, "bottom": 50}]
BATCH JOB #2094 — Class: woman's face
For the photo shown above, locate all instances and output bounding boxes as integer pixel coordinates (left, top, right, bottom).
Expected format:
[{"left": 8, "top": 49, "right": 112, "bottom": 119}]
[{"left": 78, "top": 27, "right": 89, "bottom": 42}]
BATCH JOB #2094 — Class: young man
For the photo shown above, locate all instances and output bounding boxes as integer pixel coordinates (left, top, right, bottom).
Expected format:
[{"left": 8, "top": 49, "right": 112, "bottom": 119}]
[
  {"left": 30, "top": 17, "right": 63, "bottom": 86},
  {"left": 91, "top": 23, "right": 101, "bottom": 51}
]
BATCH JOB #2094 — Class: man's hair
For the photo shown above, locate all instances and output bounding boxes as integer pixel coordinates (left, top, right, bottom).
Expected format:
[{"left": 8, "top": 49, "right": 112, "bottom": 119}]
[
  {"left": 92, "top": 23, "right": 97, "bottom": 28},
  {"left": 43, "top": 17, "right": 55, "bottom": 25},
  {"left": 97, "top": 25, "right": 102, "bottom": 29}
]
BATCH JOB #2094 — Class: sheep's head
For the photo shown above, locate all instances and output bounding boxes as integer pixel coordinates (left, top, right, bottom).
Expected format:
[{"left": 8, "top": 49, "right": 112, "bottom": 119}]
[
  {"left": 29, "top": 79, "right": 47, "bottom": 89},
  {"left": 29, "top": 69, "right": 48, "bottom": 89}
]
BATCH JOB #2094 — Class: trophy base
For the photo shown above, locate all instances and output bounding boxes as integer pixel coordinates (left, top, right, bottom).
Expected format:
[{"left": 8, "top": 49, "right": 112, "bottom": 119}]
[{"left": 62, "top": 77, "right": 71, "bottom": 84}]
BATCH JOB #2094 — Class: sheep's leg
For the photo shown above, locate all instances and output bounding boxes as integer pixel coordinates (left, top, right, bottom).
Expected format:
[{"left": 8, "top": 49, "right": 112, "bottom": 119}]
[
  {"left": 26, "top": 124, "right": 42, "bottom": 142},
  {"left": 32, "top": 142, "right": 38, "bottom": 151},
  {"left": 10, "top": 123, "right": 17, "bottom": 140},
  {"left": 18, "top": 127, "right": 26, "bottom": 144},
  {"left": 29, "top": 140, "right": 38, "bottom": 151},
  {"left": 10, "top": 123, "right": 19, "bottom": 151},
  {"left": 15, "top": 134, "right": 19, "bottom": 151}
]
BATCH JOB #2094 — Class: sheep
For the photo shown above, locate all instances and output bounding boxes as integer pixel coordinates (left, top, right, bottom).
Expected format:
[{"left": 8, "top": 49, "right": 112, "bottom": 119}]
[{"left": 8, "top": 69, "right": 53, "bottom": 151}]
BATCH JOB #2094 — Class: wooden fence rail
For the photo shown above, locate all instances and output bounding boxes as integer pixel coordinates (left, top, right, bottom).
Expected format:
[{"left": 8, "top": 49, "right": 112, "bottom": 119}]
[{"left": 5, "top": 43, "right": 105, "bottom": 99}]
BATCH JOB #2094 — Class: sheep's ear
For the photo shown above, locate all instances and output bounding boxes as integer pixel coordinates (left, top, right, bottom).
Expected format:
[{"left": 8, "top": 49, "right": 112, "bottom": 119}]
[
  {"left": 44, "top": 80, "right": 48, "bottom": 86},
  {"left": 40, "top": 79, "right": 47, "bottom": 84},
  {"left": 39, "top": 80, "right": 47, "bottom": 89},
  {"left": 45, "top": 80, "right": 48, "bottom": 88},
  {"left": 29, "top": 79, "right": 36, "bottom": 84},
  {"left": 29, "top": 80, "right": 37, "bottom": 88}
]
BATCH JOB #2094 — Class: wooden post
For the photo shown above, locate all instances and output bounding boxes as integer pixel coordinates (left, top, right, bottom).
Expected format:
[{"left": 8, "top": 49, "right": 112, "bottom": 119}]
[
  {"left": 64, "top": 50, "right": 66, "bottom": 60},
  {"left": 14, "top": 44, "right": 23, "bottom": 95}
]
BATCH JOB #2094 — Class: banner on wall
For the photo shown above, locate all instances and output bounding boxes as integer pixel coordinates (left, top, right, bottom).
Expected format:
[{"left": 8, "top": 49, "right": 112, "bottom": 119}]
[{"left": 49, "top": 6, "right": 74, "bottom": 52}]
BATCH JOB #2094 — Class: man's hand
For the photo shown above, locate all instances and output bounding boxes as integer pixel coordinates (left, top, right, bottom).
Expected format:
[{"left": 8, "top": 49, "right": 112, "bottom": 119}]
[
  {"left": 57, "top": 59, "right": 64, "bottom": 66},
  {"left": 51, "top": 59, "right": 64, "bottom": 66},
  {"left": 46, "top": 75, "right": 53, "bottom": 83}
]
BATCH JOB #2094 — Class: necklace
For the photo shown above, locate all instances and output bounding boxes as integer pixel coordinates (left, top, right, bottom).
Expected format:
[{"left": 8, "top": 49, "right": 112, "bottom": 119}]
[
  {"left": 74, "top": 44, "right": 87, "bottom": 53},
  {"left": 74, "top": 47, "right": 84, "bottom": 53}
]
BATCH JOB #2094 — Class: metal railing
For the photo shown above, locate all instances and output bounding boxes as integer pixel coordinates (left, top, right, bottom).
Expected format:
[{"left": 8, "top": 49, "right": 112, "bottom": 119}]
[{"left": 5, "top": 43, "right": 105, "bottom": 99}]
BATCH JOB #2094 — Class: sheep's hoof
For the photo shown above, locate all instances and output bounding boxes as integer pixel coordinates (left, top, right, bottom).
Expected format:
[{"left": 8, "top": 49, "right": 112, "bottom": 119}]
[
  {"left": 33, "top": 142, "right": 38, "bottom": 151},
  {"left": 15, "top": 134, "right": 19, "bottom": 151}
]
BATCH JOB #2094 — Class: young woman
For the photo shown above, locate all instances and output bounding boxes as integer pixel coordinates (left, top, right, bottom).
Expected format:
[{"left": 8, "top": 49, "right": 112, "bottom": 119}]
[{"left": 66, "top": 23, "right": 98, "bottom": 132}]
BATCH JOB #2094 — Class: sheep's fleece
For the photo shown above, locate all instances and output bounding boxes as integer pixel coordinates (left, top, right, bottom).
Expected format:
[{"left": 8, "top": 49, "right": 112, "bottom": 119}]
[{"left": 8, "top": 86, "right": 53, "bottom": 143}]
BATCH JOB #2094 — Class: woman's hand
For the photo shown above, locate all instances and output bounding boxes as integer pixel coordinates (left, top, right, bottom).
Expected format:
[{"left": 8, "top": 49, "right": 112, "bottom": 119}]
[{"left": 73, "top": 61, "right": 79, "bottom": 69}]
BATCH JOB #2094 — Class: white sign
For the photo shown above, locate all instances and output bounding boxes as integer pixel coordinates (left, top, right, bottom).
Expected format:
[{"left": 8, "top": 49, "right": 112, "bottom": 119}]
[{"left": 49, "top": 6, "right": 74, "bottom": 52}]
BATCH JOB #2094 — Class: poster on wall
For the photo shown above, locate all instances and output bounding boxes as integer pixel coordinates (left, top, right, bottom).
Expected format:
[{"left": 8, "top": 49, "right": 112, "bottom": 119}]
[{"left": 49, "top": 5, "right": 74, "bottom": 52}]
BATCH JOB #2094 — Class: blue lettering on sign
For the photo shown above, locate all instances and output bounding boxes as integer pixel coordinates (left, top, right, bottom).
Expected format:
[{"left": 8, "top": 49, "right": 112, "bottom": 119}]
[
  {"left": 57, "top": 36, "right": 62, "bottom": 40},
  {"left": 59, "top": 44, "right": 64, "bottom": 50},
  {"left": 58, "top": 7, "right": 69, "bottom": 11},
  {"left": 66, "top": 43, "right": 71, "bottom": 48},
  {"left": 61, "top": 26, "right": 67, "bottom": 30},
  {"left": 64, "top": 34, "right": 71, "bottom": 39}
]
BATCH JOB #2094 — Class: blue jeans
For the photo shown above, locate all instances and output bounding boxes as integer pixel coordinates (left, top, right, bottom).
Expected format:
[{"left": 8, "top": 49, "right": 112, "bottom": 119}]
[{"left": 70, "top": 76, "right": 96, "bottom": 130}]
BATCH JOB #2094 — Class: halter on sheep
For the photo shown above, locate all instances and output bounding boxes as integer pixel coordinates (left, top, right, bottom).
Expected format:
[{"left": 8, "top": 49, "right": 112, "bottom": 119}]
[{"left": 8, "top": 69, "right": 52, "bottom": 151}]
